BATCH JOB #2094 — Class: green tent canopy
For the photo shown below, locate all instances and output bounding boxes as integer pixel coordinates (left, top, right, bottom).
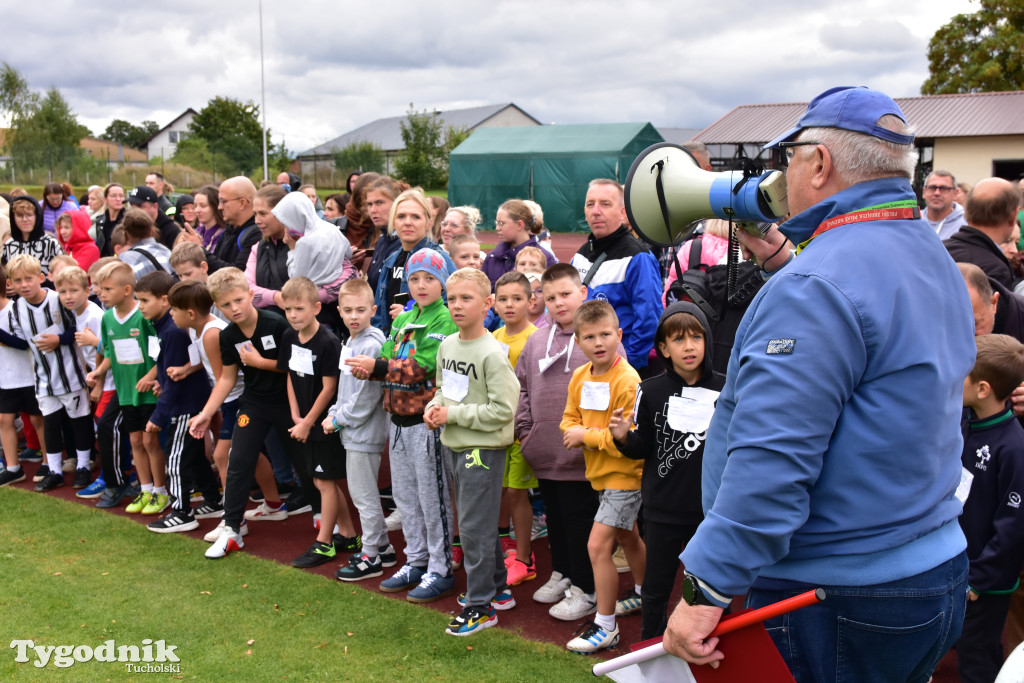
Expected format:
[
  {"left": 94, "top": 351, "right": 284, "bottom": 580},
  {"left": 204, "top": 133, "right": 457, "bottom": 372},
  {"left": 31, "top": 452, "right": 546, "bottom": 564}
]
[{"left": 448, "top": 123, "right": 664, "bottom": 233}]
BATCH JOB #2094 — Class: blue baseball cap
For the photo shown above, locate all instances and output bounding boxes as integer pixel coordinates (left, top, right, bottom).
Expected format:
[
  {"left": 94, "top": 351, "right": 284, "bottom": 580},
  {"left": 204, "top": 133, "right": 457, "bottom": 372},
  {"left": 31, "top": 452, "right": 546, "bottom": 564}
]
[{"left": 764, "top": 86, "right": 914, "bottom": 150}]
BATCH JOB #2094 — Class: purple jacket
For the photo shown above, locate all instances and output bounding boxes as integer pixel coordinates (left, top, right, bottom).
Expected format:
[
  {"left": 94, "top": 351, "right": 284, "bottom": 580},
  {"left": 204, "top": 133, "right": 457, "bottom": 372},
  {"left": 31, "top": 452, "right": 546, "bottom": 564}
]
[
  {"left": 481, "top": 237, "right": 557, "bottom": 289},
  {"left": 41, "top": 200, "right": 78, "bottom": 235}
]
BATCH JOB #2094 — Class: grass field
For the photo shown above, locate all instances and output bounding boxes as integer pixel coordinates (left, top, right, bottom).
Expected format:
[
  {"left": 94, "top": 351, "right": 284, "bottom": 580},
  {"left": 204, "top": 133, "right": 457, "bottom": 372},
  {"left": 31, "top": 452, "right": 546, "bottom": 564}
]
[{"left": 0, "top": 487, "right": 594, "bottom": 681}]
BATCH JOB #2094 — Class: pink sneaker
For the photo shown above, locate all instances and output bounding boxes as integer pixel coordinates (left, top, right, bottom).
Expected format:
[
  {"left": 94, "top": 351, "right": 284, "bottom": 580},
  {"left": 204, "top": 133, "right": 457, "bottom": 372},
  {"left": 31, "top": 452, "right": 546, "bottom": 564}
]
[{"left": 506, "top": 556, "right": 537, "bottom": 586}]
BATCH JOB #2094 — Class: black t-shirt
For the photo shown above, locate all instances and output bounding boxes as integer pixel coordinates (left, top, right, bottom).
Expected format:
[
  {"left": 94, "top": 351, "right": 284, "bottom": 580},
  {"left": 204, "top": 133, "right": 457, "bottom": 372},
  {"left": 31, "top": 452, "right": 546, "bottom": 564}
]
[
  {"left": 276, "top": 325, "right": 341, "bottom": 441},
  {"left": 385, "top": 250, "right": 411, "bottom": 309},
  {"left": 219, "top": 308, "right": 290, "bottom": 403}
]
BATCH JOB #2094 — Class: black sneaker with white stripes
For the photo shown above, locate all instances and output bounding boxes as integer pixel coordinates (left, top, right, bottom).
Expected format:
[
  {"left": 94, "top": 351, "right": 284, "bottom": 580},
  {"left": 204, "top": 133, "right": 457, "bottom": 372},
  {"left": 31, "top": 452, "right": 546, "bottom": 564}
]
[
  {"left": 192, "top": 502, "right": 224, "bottom": 520},
  {"left": 147, "top": 510, "right": 199, "bottom": 534}
]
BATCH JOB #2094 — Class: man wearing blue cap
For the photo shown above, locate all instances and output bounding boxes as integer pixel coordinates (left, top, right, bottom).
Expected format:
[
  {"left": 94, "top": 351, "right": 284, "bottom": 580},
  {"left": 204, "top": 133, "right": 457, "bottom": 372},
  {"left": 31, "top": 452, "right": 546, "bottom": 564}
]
[{"left": 664, "top": 87, "right": 974, "bottom": 681}]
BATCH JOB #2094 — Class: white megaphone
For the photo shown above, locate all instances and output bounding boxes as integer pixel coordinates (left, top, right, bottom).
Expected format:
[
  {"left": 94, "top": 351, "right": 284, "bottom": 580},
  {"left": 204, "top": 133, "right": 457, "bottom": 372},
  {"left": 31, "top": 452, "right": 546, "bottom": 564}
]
[{"left": 624, "top": 143, "right": 789, "bottom": 247}]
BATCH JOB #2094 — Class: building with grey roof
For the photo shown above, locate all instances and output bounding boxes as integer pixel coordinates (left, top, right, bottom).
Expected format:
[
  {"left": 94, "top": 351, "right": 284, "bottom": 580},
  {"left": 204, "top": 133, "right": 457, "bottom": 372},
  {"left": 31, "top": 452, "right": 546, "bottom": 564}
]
[
  {"left": 694, "top": 90, "right": 1024, "bottom": 185},
  {"left": 295, "top": 103, "right": 540, "bottom": 180}
]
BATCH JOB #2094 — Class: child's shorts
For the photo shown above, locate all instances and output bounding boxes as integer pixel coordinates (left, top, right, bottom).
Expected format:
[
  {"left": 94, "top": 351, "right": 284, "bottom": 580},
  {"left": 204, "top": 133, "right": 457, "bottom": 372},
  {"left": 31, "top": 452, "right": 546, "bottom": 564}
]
[
  {"left": 307, "top": 437, "right": 347, "bottom": 481},
  {"left": 119, "top": 403, "right": 157, "bottom": 432},
  {"left": 219, "top": 399, "right": 240, "bottom": 441},
  {"left": 0, "top": 386, "right": 40, "bottom": 415},
  {"left": 594, "top": 488, "right": 642, "bottom": 530},
  {"left": 37, "top": 388, "right": 91, "bottom": 419},
  {"left": 502, "top": 442, "right": 539, "bottom": 489}
]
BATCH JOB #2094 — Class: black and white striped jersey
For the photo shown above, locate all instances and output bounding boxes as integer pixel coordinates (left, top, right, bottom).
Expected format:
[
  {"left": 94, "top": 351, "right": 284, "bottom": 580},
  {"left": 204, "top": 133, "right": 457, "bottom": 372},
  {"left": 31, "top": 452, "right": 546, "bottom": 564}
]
[{"left": 11, "top": 290, "right": 87, "bottom": 397}]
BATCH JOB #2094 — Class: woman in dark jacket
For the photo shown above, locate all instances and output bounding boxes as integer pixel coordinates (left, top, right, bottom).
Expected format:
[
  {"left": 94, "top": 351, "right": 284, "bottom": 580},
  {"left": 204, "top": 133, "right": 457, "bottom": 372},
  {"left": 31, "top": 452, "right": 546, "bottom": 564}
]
[{"left": 95, "top": 183, "right": 127, "bottom": 257}]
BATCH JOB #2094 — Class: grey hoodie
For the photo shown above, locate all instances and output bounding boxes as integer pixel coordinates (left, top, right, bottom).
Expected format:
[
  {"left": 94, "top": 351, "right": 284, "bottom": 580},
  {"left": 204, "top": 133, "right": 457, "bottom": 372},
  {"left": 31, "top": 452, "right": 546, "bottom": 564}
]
[
  {"left": 514, "top": 313, "right": 626, "bottom": 481},
  {"left": 926, "top": 201, "right": 967, "bottom": 241},
  {"left": 328, "top": 326, "right": 388, "bottom": 452}
]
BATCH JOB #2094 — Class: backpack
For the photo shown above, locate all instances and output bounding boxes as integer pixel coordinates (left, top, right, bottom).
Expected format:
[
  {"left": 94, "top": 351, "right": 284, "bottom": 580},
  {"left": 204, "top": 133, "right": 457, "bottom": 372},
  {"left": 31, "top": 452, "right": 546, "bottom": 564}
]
[{"left": 666, "top": 235, "right": 718, "bottom": 321}]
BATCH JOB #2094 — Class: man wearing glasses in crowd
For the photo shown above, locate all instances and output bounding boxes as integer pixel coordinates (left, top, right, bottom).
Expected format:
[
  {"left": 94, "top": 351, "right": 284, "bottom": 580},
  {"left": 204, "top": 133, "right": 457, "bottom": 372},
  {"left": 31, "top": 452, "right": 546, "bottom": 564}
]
[
  {"left": 923, "top": 170, "right": 968, "bottom": 240},
  {"left": 204, "top": 176, "right": 261, "bottom": 273}
]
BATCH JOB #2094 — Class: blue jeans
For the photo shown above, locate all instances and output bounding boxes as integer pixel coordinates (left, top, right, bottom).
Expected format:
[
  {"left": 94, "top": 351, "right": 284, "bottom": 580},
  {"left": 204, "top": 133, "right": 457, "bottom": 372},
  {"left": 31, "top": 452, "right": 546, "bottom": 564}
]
[{"left": 747, "top": 552, "right": 968, "bottom": 683}]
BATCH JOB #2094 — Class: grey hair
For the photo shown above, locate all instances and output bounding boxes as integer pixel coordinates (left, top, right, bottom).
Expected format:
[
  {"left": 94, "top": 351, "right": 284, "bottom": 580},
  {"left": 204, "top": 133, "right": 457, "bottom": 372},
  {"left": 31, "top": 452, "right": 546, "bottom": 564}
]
[
  {"left": 446, "top": 206, "right": 482, "bottom": 234},
  {"left": 795, "top": 115, "right": 918, "bottom": 183}
]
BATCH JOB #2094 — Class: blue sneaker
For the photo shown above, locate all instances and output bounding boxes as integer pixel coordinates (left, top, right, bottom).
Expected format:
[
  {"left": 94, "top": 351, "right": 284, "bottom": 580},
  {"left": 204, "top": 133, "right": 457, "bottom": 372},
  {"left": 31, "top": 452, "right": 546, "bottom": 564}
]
[
  {"left": 77, "top": 476, "right": 107, "bottom": 499},
  {"left": 407, "top": 572, "right": 456, "bottom": 604},
  {"left": 446, "top": 605, "right": 497, "bottom": 636},
  {"left": 380, "top": 564, "right": 425, "bottom": 593},
  {"left": 459, "top": 587, "right": 517, "bottom": 611}
]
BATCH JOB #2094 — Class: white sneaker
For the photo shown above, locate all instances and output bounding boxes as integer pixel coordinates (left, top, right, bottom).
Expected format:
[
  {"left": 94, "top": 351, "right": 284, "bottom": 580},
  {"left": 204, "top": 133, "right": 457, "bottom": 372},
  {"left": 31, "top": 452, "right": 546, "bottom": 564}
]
[
  {"left": 205, "top": 527, "right": 245, "bottom": 559},
  {"left": 203, "top": 519, "right": 248, "bottom": 543},
  {"left": 533, "top": 571, "right": 571, "bottom": 604},
  {"left": 385, "top": 508, "right": 402, "bottom": 531},
  {"left": 244, "top": 502, "right": 287, "bottom": 521},
  {"left": 61, "top": 458, "right": 76, "bottom": 473},
  {"left": 313, "top": 513, "right": 321, "bottom": 530},
  {"left": 566, "top": 621, "right": 619, "bottom": 653},
  {"left": 549, "top": 585, "right": 597, "bottom": 621}
]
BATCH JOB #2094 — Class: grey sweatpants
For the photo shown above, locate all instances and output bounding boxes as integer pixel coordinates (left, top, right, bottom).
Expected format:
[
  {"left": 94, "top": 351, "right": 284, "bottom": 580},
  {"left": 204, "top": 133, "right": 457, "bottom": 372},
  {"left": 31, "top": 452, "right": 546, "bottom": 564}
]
[
  {"left": 389, "top": 422, "right": 454, "bottom": 576},
  {"left": 345, "top": 448, "right": 388, "bottom": 557},
  {"left": 449, "top": 446, "right": 507, "bottom": 608}
]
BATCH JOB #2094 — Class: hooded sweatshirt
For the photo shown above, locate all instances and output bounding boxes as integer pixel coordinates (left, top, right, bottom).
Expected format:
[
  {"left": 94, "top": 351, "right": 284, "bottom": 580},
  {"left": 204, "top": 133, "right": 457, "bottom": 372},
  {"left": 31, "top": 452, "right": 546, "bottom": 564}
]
[
  {"left": 926, "top": 201, "right": 967, "bottom": 241},
  {"left": 615, "top": 301, "right": 725, "bottom": 525},
  {"left": 272, "top": 191, "right": 355, "bottom": 301},
  {"left": 328, "top": 326, "right": 388, "bottom": 452},
  {"left": 56, "top": 209, "right": 100, "bottom": 273},
  {"left": 3, "top": 196, "right": 65, "bottom": 274},
  {"left": 514, "top": 312, "right": 626, "bottom": 480}
]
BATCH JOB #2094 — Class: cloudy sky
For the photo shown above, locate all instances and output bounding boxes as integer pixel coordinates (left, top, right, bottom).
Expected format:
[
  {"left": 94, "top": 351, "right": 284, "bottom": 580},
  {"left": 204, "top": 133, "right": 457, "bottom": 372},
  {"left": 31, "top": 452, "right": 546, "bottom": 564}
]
[{"left": 5, "top": 0, "right": 977, "bottom": 154}]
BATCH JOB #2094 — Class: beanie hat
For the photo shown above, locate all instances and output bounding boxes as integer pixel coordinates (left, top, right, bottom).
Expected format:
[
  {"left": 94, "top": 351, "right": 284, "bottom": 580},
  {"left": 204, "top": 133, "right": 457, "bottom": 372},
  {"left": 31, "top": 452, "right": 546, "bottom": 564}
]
[{"left": 406, "top": 248, "right": 450, "bottom": 292}]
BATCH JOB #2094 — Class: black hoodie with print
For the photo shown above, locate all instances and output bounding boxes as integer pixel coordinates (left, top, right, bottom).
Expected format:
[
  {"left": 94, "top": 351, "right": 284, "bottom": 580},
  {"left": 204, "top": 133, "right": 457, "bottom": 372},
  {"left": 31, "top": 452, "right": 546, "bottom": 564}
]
[
  {"left": 3, "top": 195, "right": 65, "bottom": 274},
  {"left": 614, "top": 301, "right": 725, "bottom": 525}
]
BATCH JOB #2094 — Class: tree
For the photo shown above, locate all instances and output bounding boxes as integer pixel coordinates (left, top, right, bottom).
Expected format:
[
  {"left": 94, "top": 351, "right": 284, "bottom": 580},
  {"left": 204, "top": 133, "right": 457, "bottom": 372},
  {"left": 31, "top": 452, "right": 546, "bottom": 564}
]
[
  {"left": 922, "top": 0, "right": 1024, "bottom": 94},
  {"left": 0, "top": 62, "right": 37, "bottom": 128},
  {"left": 103, "top": 119, "right": 159, "bottom": 148},
  {"left": 396, "top": 105, "right": 445, "bottom": 189},
  {"left": 331, "top": 140, "right": 385, "bottom": 175},
  {"left": 177, "top": 96, "right": 267, "bottom": 176},
  {"left": 8, "top": 85, "right": 89, "bottom": 169}
]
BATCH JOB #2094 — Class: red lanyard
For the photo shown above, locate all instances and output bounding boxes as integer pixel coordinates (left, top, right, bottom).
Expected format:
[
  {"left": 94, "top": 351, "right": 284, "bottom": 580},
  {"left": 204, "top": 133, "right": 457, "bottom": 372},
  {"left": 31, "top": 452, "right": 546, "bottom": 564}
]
[{"left": 798, "top": 202, "right": 919, "bottom": 252}]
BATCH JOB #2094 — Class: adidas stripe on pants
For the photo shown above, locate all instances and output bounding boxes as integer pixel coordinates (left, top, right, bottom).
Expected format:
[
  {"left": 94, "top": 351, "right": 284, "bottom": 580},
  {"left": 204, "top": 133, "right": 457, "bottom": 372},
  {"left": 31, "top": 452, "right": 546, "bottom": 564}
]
[{"left": 165, "top": 413, "right": 219, "bottom": 513}]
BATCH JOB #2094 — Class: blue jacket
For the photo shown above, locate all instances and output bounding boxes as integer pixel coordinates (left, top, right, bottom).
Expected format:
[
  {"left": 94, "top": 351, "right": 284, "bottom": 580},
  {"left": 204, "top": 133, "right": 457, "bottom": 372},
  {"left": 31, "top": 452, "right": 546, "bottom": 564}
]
[
  {"left": 571, "top": 226, "right": 663, "bottom": 369},
  {"left": 150, "top": 311, "right": 211, "bottom": 425},
  {"left": 682, "top": 177, "right": 975, "bottom": 597},
  {"left": 371, "top": 236, "right": 456, "bottom": 334}
]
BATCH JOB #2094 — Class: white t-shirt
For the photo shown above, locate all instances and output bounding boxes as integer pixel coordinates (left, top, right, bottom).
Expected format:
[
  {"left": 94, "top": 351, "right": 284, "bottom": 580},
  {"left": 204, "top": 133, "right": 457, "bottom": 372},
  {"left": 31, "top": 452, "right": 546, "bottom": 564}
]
[
  {"left": 75, "top": 301, "right": 115, "bottom": 392},
  {"left": 190, "top": 318, "right": 244, "bottom": 403}
]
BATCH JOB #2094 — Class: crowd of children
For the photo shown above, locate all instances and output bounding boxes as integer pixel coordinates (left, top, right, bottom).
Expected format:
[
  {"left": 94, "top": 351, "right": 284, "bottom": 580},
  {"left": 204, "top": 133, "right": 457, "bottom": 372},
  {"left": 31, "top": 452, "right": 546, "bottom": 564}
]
[{"left": 3, "top": 187, "right": 1024, "bottom": 671}]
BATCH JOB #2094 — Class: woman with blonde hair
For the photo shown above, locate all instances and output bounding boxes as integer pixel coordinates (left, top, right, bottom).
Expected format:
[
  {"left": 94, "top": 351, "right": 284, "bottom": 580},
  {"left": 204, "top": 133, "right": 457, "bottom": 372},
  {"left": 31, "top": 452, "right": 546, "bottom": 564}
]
[{"left": 370, "top": 188, "right": 455, "bottom": 334}]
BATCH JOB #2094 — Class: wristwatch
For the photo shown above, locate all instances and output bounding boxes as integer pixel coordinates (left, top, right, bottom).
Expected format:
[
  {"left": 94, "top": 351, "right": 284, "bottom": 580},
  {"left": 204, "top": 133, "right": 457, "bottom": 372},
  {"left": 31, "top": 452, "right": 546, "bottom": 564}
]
[{"left": 682, "top": 572, "right": 722, "bottom": 607}]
